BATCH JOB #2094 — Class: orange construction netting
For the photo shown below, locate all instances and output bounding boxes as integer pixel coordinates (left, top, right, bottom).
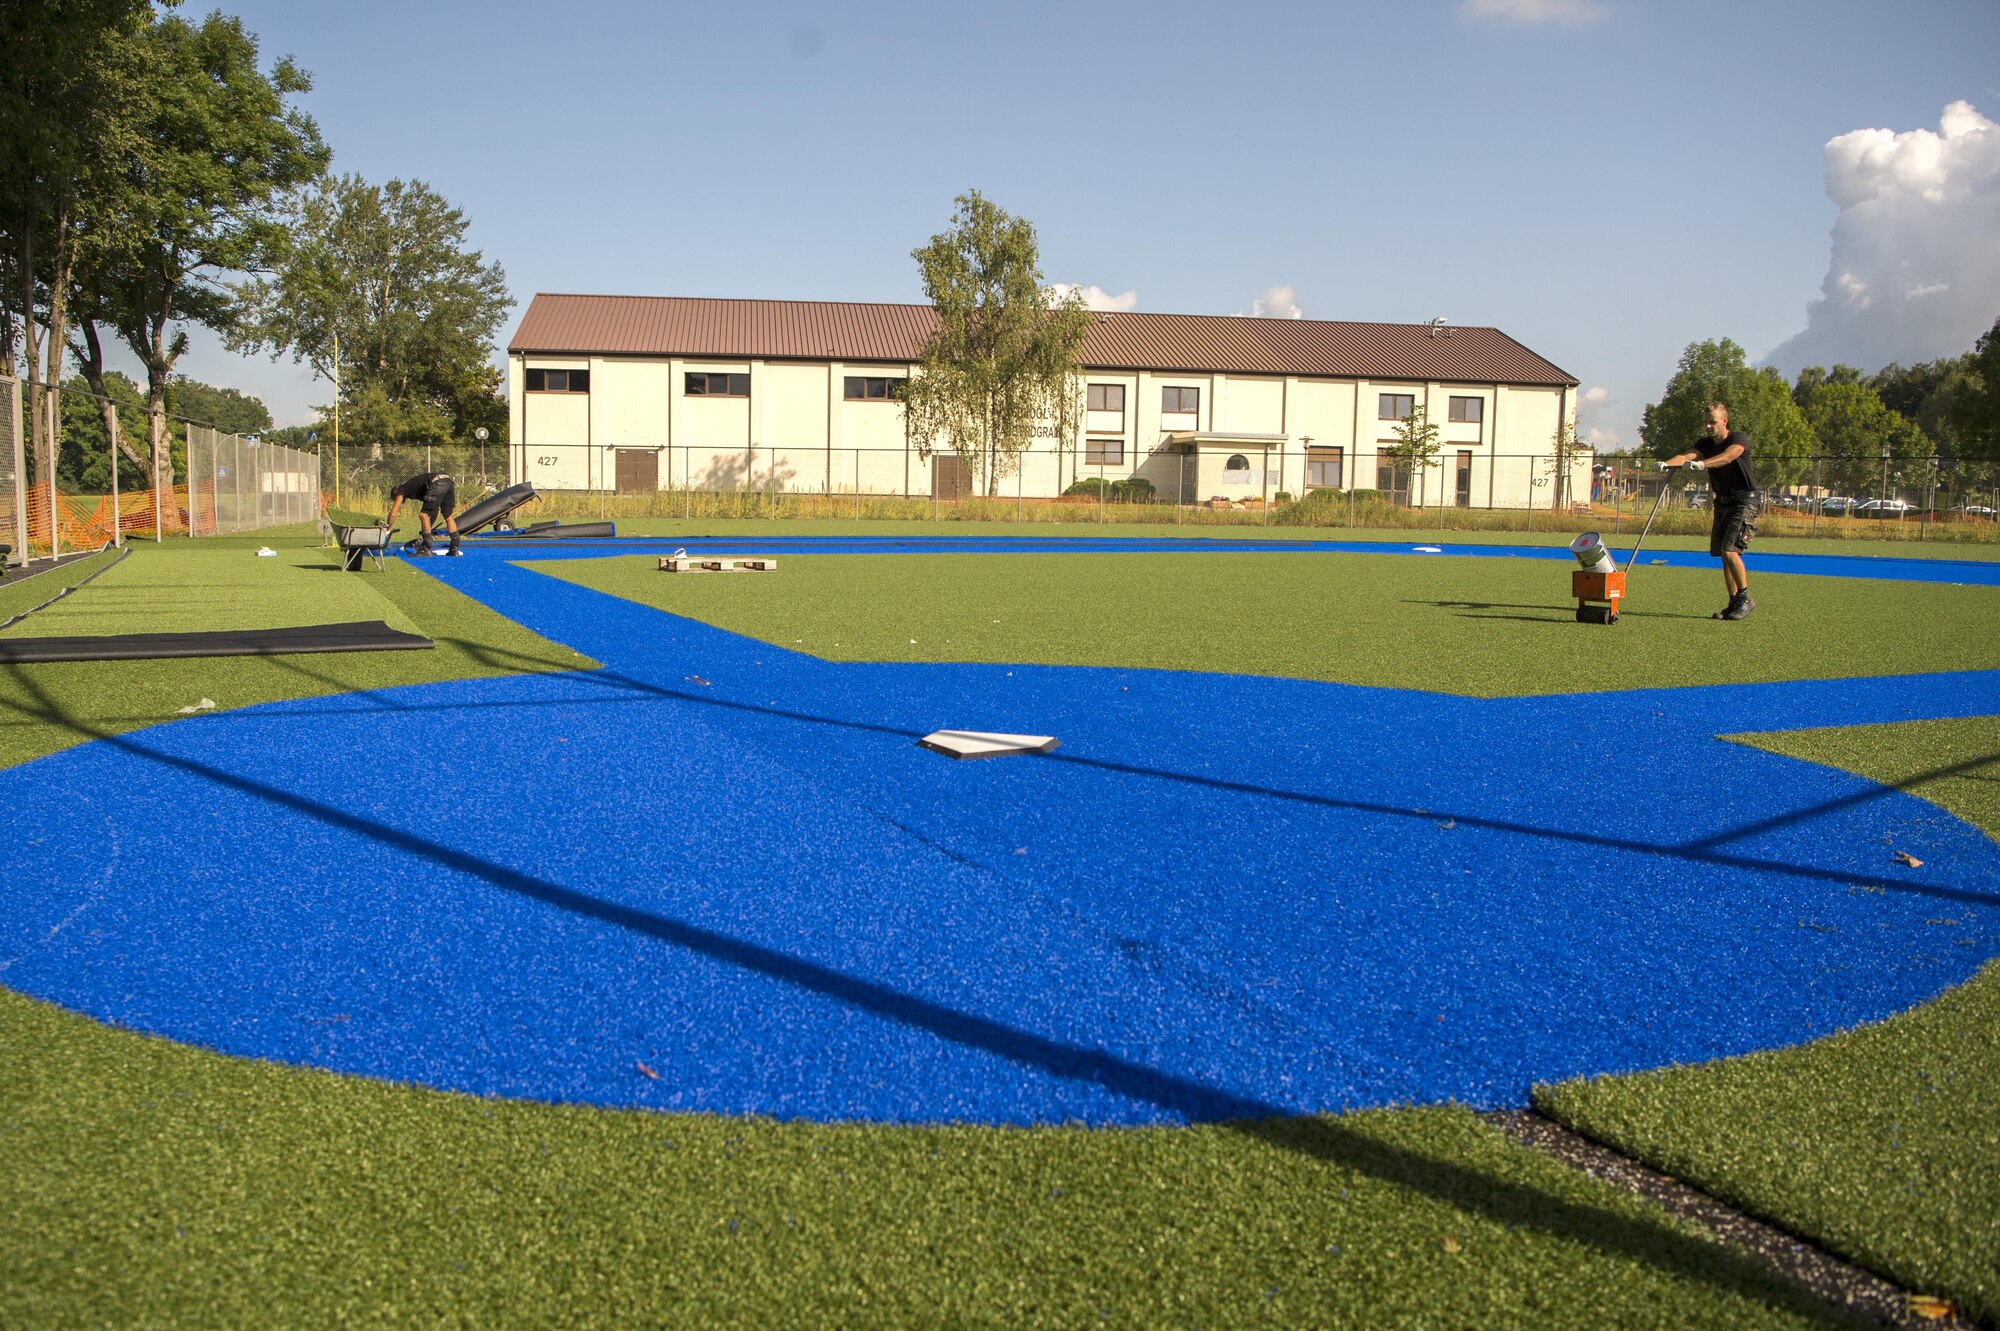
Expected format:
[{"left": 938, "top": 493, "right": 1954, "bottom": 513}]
[{"left": 23, "top": 485, "right": 193, "bottom": 548}]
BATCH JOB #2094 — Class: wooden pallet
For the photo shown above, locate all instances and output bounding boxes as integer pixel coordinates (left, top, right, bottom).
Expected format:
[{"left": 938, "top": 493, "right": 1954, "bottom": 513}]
[{"left": 659, "top": 556, "right": 777, "bottom": 572}]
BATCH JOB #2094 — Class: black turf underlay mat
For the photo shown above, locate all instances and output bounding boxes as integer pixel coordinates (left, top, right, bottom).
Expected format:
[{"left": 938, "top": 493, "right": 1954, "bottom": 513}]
[{"left": 0, "top": 620, "right": 434, "bottom": 663}]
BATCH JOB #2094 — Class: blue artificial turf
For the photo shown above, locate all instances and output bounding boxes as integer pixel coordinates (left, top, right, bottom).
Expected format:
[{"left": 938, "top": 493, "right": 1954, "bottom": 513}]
[
  {"left": 461, "top": 532, "right": 2000, "bottom": 586},
  {"left": 1, "top": 544, "right": 1995, "bottom": 1127}
]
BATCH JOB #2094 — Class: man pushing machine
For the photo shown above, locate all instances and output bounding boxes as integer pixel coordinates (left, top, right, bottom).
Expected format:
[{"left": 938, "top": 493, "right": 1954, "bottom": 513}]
[{"left": 386, "top": 471, "right": 461, "bottom": 556}]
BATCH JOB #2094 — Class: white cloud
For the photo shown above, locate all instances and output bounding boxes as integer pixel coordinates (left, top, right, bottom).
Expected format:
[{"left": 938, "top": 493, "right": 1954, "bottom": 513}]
[
  {"left": 1234, "top": 285, "right": 1305, "bottom": 319},
  {"left": 1460, "top": 0, "right": 1608, "bottom": 26},
  {"left": 1049, "top": 283, "right": 1137, "bottom": 312},
  {"left": 1765, "top": 100, "right": 2000, "bottom": 374},
  {"left": 1577, "top": 386, "right": 1618, "bottom": 449}
]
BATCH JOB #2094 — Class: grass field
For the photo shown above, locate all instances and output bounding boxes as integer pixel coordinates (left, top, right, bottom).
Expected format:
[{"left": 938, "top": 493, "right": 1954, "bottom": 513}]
[{"left": 1, "top": 524, "right": 1994, "bottom": 1328}]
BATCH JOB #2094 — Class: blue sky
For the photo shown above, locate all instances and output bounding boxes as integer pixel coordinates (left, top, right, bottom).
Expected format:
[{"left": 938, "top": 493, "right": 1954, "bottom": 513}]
[{"left": 156, "top": 0, "right": 2000, "bottom": 449}]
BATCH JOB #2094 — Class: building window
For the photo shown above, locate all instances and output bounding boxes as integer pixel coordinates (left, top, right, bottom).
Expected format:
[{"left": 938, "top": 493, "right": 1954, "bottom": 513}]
[
  {"left": 1087, "top": 383, "right": 1125, "bottom": 413},
  {"left": 1448, "top": 396, "right": 1483, "bottom": 424},
  {"left": 1084, "top": 437, "right": 1124, "bottom": 465},
  {"left": 1306, "top": 446, "right": 1344, "bottom": 490},
  {"left": 1377, "top": 455, "right": 1411, "bottom": 501},
  {"left": 1162, "top": 386, "right": 1200, "bottom": 416},
  {"left": 844, "top": 376, "right": 905, "bottom": 401},
  {"left": 686, "top": 372, "right": 750, "bottom": 397},
  {"left": 1224, "top": 454, "right": 1250, "bottom": 471},
  {"left": 1378, "top": 392, "right": 1414, "bottom": 420},
  {"left": 526, "top": 368, "right": 589, "bottom": 393}
]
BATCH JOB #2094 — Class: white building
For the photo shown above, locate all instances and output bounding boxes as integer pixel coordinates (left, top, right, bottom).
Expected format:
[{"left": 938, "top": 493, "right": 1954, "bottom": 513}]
[{"left": 506, "top": 295, "right": 1582, "bottom": 507}]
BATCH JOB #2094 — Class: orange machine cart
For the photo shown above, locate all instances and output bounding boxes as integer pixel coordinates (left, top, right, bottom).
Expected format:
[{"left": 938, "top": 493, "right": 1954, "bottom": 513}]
[{"left": 1573, "top": 569, "right": 1625, "bottom": 624}]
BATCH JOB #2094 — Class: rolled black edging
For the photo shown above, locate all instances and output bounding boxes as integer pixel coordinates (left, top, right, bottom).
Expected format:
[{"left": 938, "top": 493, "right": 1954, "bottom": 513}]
[
  {"left": 0, "top": 542, "right": 129, "bottom": 635},
  {"left": 0, "top": 619, "right": 433, "bottom": 664}
]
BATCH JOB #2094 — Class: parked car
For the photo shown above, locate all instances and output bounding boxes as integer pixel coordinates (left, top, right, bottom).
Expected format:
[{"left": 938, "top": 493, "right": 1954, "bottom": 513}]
[
  {"left": 1816, "top": 496, "right": 1859, "bottom": 515},
  {"left": 1950, "top": 504, "right": 1996, "bottom": 520},
  {"left": 1854, "top": 498, "right": 1914, "bottom": 519}
]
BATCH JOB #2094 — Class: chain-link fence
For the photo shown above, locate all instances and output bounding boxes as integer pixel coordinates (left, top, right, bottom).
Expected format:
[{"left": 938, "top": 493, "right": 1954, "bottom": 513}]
[
  {"left": 185, "top": 424, "right": 321, "bottom": 535},
  {"left": 7, "top": 375, "right": 325, "bottom": 548},
  {"left": 373, "top": 439, "right": 1999, "bottom": 541}
]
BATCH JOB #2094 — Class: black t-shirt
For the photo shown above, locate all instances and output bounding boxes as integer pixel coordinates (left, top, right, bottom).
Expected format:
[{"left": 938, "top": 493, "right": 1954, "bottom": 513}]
[
  {"left": 1694, "top": 431, "right": 1756, "bottom": 498},
  {"left": 393, "top": 473, "right": 450, "bottom": 501}
]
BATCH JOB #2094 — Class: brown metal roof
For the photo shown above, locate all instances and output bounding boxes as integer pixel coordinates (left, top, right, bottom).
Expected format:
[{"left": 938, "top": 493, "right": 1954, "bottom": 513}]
[{"left": 509, "top": 294, "right": 1577, "bottom": 387}]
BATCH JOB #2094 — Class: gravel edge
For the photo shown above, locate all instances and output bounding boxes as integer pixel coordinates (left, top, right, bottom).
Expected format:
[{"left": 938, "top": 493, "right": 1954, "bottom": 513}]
[{"left": 1481, "top": 1110, "right": 1982, "bottom": 1330}]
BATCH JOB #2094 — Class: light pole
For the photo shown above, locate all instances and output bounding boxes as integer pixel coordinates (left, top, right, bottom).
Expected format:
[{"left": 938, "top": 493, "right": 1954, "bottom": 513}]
[{"left": 475, "top": 426, "right": 489, "bottom": 489}]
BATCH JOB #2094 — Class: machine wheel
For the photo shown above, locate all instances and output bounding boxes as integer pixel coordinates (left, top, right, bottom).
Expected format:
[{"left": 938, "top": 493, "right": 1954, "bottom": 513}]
[{"left": 1576, "top": 604, "right": 1612, "bottom": 625}]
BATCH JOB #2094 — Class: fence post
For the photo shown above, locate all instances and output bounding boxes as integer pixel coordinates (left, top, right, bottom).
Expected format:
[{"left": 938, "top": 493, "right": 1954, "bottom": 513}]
[
  {"left": 1176, "top": 451, "right": 1184, "bottom": 525},
  {"left": 1262, "top": 445, "right": 1270, "bottom": 526},
  {"left": 1812, "top": 458, "right": 1821, "bottom": 537}
]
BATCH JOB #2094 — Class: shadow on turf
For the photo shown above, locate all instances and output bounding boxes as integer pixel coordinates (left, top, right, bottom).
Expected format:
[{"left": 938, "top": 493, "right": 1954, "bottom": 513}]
[
  {"left": 1408, "top": 599, "right": 1720, "bottom": 623},
  {"left": 0, "top": 665, "right": 1883, "bottom": 1327}
]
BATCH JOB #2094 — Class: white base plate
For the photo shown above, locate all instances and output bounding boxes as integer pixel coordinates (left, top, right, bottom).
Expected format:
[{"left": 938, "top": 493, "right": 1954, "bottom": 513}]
[{"left": 917, "top": 730, "right": 1060, "bottom": 760}]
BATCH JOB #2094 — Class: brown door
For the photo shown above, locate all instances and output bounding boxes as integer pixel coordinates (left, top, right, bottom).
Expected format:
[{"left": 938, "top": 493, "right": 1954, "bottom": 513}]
[
  {"left": 932, "top": 454, "right": 972, "bottom": 500},
  {"left": 614, "top": 448, "right": 658, "bottom": 494}
]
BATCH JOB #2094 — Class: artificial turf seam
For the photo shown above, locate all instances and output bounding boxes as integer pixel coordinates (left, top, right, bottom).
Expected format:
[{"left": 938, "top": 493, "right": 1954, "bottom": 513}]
[{"left": 1534, "top": 718, "right": 2000, "bottom": 1325}]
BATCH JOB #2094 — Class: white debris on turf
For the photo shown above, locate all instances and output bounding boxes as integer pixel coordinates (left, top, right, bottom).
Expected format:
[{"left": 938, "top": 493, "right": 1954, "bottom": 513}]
[
  {"left": 175, "top": 698, "right": 217, "bottom": 715},
  {"left": 256, "top": 547, "right": 277, "bottom": 557}
]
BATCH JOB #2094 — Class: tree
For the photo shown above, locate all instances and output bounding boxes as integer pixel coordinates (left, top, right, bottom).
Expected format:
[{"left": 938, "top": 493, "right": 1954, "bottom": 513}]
[
  {"left": 1796, "top": 380, "right": 1931, "bottom": 498},
  {"left": 904, "top": 191, "right": 1092, "bottom": 496},
  {"left": 71, "top": 12, "right": 326, "bottom": 491},
  {"left": 168, "top": 377, "right": 274, "bottom": 436},
  {"left": 0, "top": 0, "right": 152, "bottom": 483},
  {"left": 1546, "top": 414, "right": 1589, "bottom": 511},
  {"left": 229, "top": 174, "right": 511, "bottom": 448},
  {"left": 1790, "top": 363, "right": 1863, "bottom": 408},
  {"left": 58, "top": 369, "right": 150, "bottom": 491},
  {"left": 1377, "top": 404, "right": 1440, "bottom": 506},
  {"left": 1640, "top": 339, "right": 1813, "bottom": 488},
  {"left": 1963, "top": 314, "right": 2000, "bottom": 462},
  {"left": 58, "top": 371, "right": 266, "bottom": 493}
]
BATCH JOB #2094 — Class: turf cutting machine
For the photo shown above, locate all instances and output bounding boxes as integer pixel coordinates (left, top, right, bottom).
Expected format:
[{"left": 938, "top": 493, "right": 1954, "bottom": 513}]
[{"left": 1568, "top": 463, "right": 1684, "bottom": 624}]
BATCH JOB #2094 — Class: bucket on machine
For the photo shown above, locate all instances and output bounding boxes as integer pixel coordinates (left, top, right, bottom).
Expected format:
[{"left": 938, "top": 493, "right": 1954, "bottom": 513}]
[{"left": 1569, "top": 531, "right": 1618, "bottom": 575}]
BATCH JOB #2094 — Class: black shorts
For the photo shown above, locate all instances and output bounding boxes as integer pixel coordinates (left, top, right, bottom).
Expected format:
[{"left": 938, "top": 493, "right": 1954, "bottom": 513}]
[
  {"left": 1710, "top": 494, "right": 1758, "bottom": 557},
  {"left": 421, "top": 477, "right": 456, "bottom": 520}
]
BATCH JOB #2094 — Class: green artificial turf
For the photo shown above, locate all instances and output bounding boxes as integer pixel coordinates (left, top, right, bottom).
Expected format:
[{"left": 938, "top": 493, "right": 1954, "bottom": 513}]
[
  {"left": 1537, "top": 716, "right": 2000, "bottom": 1325},
  {"left": 529, "top": 549, "right": 2000, "bottom": 696},
  {"left": 0, "top": 528, "right": 592, "bottom": 770},
  {"left": 585, "top": 513, "right": 2000, "bottom": 560},
  {"left": 2, "top": 533, "right": 1992, "bottom": 1327},
  {"left": 0, "top": 987, "right": 1876, "bottom": 1331}
]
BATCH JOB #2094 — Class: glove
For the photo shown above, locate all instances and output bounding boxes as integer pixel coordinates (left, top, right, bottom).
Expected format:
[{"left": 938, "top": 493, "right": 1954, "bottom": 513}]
[
  {"left": 1687, "top": 460, "right": 1705, "bottom": 472},
  {"left": 1657, "top": 461, "right": 1675, "bottom": 472}
]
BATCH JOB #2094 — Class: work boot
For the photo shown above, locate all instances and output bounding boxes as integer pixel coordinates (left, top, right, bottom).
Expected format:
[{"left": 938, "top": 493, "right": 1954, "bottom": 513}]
[
  {"left": 446, "top": 541, "right": 463, "bottom": 556},
  {"left": 1722, "top": 593, "right": 1756, "bottom": 621},
  {"left": 1711, "top": 592, "right": 1740, "bottom": 620}
]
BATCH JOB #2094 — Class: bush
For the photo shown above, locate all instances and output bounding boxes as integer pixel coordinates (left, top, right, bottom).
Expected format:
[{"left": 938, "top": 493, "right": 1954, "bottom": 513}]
[{"left": 1062, "top": 477, "right": 1156, "bottom": 503}]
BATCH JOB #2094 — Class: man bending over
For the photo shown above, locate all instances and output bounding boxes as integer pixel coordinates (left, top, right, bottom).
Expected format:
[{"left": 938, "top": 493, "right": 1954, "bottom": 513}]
[{"left": 386, "top": 472, "right": 461, "bottom": 556}]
